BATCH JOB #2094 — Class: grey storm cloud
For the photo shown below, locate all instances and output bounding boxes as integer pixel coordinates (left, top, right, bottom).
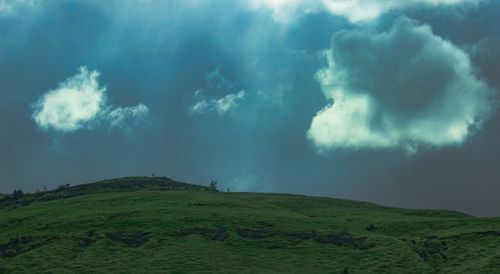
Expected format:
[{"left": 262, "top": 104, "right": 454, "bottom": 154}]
[{"left": 308, "top": 16, "right": 493, "bottom": 152}]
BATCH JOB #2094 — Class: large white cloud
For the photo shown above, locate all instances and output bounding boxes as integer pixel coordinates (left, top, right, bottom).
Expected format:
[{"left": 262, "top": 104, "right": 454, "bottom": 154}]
[
  {"left": 32, "top": 66, "right": 149, "bottom": 132},
  {"left": 247, "top": 0, "right": 481, "bottom": 23},
  {"left": 307, "top": 16, "right": 493, "bottom": 152}
]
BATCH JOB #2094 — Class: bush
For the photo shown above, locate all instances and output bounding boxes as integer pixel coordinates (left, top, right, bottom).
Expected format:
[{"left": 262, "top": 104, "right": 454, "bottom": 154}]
[
  {"left": 209, "top": 181, "right": 218, "bottom": 192},
  {"left": 58, "top": 184, "right": 71, "bottom": 190},
  {"left": 12, "top": 189, "right": 24, "bottom": 199}
]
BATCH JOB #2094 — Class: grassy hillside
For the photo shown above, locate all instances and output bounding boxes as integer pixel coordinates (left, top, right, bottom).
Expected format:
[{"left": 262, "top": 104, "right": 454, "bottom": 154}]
[{"left": 0, "top": 177, "right": 499, "bottom": 273}]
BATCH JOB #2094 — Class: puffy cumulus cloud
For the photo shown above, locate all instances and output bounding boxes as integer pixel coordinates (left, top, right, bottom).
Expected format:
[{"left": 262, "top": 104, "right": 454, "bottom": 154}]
[
  {"left": 32, "top": 66, "right": 149, "bottom": 132},
  {"left": 307, "top": 16, "right": 493, "bottom": 152},
  {"left": 32, "top": 67, "right": 105, "bottom": 132},
  {"left": 247, "top": 0, "right": 481, "bottom": 23},
  {"left": 191, "top": 90, "right": 246, "bottom": 116}
]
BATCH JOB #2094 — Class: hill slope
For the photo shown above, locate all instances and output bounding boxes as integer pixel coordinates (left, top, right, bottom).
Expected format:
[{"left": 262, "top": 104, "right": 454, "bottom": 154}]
[{"left": 0, "top": 177, "right": 499, "bottom": 273}]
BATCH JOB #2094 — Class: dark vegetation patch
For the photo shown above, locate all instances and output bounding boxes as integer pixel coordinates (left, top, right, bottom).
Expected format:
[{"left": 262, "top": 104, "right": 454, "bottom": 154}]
[
  {"left": 106, "top": 211, "right": 141, "bottom": 221},
  {"left": 0, "top": 236, "right": 55, "bottom": 258},
  {"left": 483, "top": 255, "right": 500, "bottom": 271},
  {"left": 0, "top": 236, "right": 33, "bottom": 257},
  {"left": 477, "top": 231, "right": 500, "bottom": 237},
  {"left": 403, "top": 229, "right": 500, "bottom": 265},
  {"left": 79, "top": 230, "right": 98, "bottom": 247},
  {"left": 106, "top": 231, "right": 149, "bottom": 248},
  {"left": 365, "top": 224, "right": 377, "bottom": 231},
  {"left": 178, "top": 227, "right": 229, "bottom": 241},
  {"left": 3, "top": 216, "right": 34, "bottom": 227},
  {"left": 417, "top": 239, "right": 447, "bottom": 261},
  {"left": 187, "top": 202, "right": 230, "bottom": 207},
  {"left": 235, "top": 228, "right": 375, "bottom": 250},
  {"left": 403, "top": 236, "right": 448, "bottom": 271},
  {"left": 404, "top": 210, "right": 470, "bottom": 218},
  {"left": 255, "top": 221, "right": 274, "bottom": 227},
  {"left": 235, "top": 228, "right": 271, "bottom": 239},
  {"left": 316, "top": 231, "right": 375, "bottom": 250},
  {"left": 402, "top": 231, "right": 500, "bottom": 271},
  {"left": 235, "top": 228, "right": 317, "bottom": 241},
  {"left": 443, "top": 230, "right": 500, "bottom": 240}
]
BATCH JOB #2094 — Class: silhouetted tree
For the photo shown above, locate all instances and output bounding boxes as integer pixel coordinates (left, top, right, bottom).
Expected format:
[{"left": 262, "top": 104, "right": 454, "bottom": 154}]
[
  {"left": 209, "top": 180, "right": 218, "bottom": 191},
  {"left": 58, "top": 184, "right": 70, "bottom": 190},
  {"left": 12, "top": 189, "right": 24, "bottom": 199}
]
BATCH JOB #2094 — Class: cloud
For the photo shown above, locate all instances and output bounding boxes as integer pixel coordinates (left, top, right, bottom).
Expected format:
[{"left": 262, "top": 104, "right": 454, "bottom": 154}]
[
  {"left": 190, "top": 68, "right": 246, "bottom": 116},
  {"left": 32, "top": 66, "right": 149, "bottom": 132},
  {"left": 307, "top": 16, "right": 493, "bottom": 152},
  {"left": 322, "top": 0, "right": 482, "bottom": 22},
  {"left": 106, "top": 104, "right": 149, "bottom": 128},
  {"left": 32, "top": 67, "right": 105, "bottom": 132},
  {"left": 247, "top": 0, "right": 481, "bottom": 23},
  {"left": 0, "top": 0, "right": 38, "bottom": 15},
  {"left": 246, "top": 0, "right": 322, "bottom": 25},
  {"left": 191, "top": 90, "right": 246, "bottom": 115},
  {"left": 215, "top": 91, "right": 246, "bottom": 114}
]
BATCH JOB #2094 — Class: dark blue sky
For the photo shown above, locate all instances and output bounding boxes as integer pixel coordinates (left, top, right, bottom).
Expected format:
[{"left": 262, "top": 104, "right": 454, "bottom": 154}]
[{"left": 1, "top": 0, "right": 499, "bottom": 216}]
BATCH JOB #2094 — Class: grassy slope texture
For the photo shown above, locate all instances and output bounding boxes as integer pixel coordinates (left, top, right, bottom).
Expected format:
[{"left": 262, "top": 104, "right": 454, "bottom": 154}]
[{"left": 1, "top": 177, "right": 500, "bottom": 273}]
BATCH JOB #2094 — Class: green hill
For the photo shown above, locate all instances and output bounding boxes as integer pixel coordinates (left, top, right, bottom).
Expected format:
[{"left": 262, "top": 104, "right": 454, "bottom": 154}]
[{"left": 0, "top": 177, "right": 499, "bottom": 273}]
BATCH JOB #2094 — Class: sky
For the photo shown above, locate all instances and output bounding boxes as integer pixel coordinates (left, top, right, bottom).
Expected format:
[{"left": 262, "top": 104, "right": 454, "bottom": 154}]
[{"left": 1, "top": 0, "right": 499, "bottom": 216}]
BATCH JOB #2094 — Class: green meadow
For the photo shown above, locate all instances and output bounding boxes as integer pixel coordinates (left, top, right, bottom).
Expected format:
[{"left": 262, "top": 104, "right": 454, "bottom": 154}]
[{"left": 1, "top": 177, "right": 499, "bottom": 273}]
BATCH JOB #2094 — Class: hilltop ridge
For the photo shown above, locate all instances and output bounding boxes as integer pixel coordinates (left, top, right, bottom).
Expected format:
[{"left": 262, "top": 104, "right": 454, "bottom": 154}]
[{"left": 0, "top": 176, "right": 209, "bottom": 208}]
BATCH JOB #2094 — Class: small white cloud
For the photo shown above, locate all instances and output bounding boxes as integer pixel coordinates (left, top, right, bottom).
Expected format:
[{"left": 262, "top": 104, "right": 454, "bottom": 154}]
[
  {"left": 215, "top": 90, "right": 246, "bottom": 115},
  {"left": 106, "top": 104, "right": 149, "bottom": 128},
  {"left": 191, "top": 99, "right": 211, "bottom": 114},
  {"left": 191, "top": 90, "right": 246, "bottom": 116},
  {"left": 32, "top": 67, "right": 105, "bottom": 132},
  {"left": 32, "top": 66, "right": 149, "bottom": 132}
]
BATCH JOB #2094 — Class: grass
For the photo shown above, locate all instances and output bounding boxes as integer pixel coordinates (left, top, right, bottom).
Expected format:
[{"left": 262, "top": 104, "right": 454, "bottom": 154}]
[{"left": 0, "top": 177, "right": 499, "bottom": 273}]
